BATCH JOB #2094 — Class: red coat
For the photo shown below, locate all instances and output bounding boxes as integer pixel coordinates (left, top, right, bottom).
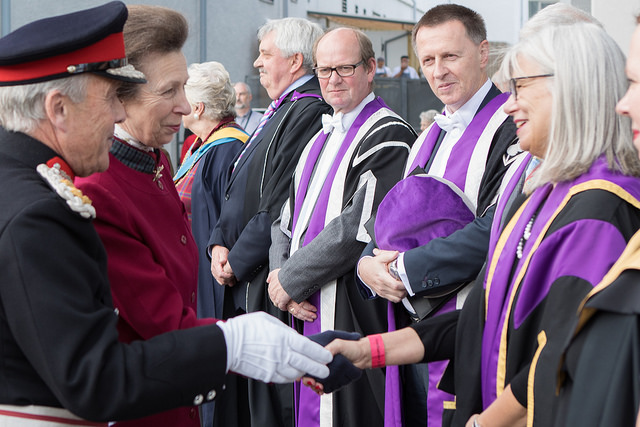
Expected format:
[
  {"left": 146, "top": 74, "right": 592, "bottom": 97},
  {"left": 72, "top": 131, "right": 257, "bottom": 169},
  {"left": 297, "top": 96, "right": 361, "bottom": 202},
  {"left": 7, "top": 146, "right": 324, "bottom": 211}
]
[{"left": 76, "top": 150, "right": 216, "bottom": 427}]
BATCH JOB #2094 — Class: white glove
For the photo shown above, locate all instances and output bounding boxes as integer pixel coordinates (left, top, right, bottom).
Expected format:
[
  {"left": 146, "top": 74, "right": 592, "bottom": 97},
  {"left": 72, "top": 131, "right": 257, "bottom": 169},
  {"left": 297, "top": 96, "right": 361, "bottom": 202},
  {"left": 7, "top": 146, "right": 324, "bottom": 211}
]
[{"left": 217, "top": 311, "right": 332, "bottom": 383}]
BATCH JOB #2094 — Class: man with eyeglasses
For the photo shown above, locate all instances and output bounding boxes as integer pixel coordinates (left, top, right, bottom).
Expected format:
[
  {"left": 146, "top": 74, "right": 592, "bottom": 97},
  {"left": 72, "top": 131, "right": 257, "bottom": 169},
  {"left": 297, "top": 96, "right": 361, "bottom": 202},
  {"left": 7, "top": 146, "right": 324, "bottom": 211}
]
[
  {"left": 355, "top": 4, "right": 521, "bottom": 426},
  {"left": 266, "top": 27, "right": 417, "bottom": 427}
]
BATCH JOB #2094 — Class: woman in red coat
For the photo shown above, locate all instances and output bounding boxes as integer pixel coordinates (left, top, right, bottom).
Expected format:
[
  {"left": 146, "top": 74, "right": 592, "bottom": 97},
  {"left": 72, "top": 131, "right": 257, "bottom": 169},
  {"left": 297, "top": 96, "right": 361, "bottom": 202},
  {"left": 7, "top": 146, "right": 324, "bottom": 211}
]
[{"left": 76, "top": 5, "right": 215, "bottom": 426}]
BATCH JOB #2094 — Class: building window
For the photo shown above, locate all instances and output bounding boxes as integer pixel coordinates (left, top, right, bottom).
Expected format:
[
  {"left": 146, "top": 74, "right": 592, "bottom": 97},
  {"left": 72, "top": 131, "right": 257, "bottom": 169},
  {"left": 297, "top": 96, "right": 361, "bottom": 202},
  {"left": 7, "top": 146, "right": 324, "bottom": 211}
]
[
  {"left": 528, "top": 0, "right": 557, "bottom": 18},
  {"left": 342, "top": 0, "right": 347, "bottom": 13},
  {"left": 259, "top": 0, "right": 274, "bottom": 4},
  {"left": 355, "top": 5, "right": 358, "bottom": 14}
]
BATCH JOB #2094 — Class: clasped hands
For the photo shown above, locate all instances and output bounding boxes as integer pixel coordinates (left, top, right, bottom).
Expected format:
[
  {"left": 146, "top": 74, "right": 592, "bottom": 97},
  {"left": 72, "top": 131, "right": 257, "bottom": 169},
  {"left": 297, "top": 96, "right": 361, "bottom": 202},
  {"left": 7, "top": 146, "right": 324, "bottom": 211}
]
[
  {"left": 267, "top": 268, "right": 317, "bottom": 322},
  {"left": 358, "top": 248, "right": 408, "bottom": 302},
  {"left": 210, "top": 245, "right": 236, "bottom": 286}
]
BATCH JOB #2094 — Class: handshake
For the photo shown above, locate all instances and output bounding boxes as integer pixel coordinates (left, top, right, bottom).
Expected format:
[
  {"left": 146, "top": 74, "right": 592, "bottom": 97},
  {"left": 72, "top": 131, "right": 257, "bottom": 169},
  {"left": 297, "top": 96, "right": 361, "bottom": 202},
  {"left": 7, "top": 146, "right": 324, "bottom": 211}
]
[{"left": 217, "top": 312, "right": 377, "bottom": 393}]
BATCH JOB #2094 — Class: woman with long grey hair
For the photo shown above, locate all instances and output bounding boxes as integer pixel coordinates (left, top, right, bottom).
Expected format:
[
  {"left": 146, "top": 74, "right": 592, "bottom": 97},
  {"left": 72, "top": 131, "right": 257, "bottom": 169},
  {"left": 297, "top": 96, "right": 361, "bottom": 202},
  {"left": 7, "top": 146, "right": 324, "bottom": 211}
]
[{"left": 309, "top": 21, "right": 640, "bottom": 427}]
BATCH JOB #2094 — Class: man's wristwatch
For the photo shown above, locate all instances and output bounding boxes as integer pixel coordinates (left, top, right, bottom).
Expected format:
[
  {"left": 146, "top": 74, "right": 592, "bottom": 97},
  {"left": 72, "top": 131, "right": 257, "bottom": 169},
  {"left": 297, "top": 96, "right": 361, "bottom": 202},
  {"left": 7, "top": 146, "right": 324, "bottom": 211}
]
[{"left": 388, "top": 259, "right": 401, "bottom": 281}]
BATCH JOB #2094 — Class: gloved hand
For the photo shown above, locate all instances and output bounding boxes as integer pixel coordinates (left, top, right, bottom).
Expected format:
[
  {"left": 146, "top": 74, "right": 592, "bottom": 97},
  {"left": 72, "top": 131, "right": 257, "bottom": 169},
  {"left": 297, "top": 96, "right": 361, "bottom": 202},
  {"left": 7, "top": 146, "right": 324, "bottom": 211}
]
[
  {"left": 307, "top": 330, "right": 362, "bottom": 393},
  {"left": 217, "top": 312, "right": 332, "bottom": 383}
]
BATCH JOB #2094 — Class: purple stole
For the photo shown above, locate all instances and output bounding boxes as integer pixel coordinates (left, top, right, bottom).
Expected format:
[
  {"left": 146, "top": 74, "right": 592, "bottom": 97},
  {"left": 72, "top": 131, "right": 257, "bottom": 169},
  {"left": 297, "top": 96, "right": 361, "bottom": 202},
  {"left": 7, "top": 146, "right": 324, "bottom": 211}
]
[
  {"left": 488, "top": 153, "right": 532, "bottom": 250},
  {"left": 407, "top": 92, "right": 510, "bottom": 189},
  {"left": 481, "top": 158, "right": 640, "bottom": 407},
  {"left": 291, "top": 97, "right": 388, "bottom": 427},
  {"left": 382, "top": 92, "right": 509, "bottom": 427}
]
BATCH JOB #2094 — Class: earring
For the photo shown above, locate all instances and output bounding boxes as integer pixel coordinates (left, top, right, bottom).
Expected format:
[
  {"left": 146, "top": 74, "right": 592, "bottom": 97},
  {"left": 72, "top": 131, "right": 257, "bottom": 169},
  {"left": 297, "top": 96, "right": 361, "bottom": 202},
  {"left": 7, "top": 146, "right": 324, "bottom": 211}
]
[{"left": 194, "top": 113, "right": 199, "bottom": 120}]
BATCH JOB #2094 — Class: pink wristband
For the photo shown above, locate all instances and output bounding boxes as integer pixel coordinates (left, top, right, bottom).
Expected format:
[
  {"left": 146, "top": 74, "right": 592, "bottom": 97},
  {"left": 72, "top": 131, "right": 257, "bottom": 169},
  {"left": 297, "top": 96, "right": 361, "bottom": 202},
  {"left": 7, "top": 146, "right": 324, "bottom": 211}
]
[{"left": 368, "top": 334, "right": 386, "bottom": 368}]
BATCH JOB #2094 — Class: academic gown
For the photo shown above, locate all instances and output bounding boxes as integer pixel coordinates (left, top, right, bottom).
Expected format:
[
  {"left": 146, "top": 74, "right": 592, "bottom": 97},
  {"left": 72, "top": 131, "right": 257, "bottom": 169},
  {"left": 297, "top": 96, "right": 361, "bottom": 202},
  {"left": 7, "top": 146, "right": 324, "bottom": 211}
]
[
  {"left": 541, "top": 231, "right": 640, "bottom": 426},
  {"left": 174, "top": 126, "right": 246, "bottom": 427},
  {"left": 270, "top": 96, "right": 417, "bottom": 427},
  {"left": 208, "top": 77, "right": 332, "bottom": 427},
  {"left": 0, "top": 129, "right": 227, "bottom": 423},
  {"left": 411, "top": 158, "right": 640, "bottom": 427},
  {"left": 358, "top": 84, "right": 519, "bottom": 427},
  {"left": 174, "top": 126, "right": 246, "bottom": 320}
]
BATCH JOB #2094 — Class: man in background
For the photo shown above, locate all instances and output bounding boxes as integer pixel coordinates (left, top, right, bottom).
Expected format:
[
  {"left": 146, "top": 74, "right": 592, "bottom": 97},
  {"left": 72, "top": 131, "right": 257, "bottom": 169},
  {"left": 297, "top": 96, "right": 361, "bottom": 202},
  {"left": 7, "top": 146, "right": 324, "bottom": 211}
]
[
  {"left": 375, "top": 56, "right": 392, "bottom": 77},
  {"left": 234, "top": 81, "right": 261, "bottom": 134},
  {"left": 392, "top": 55, "right": 419, "bottom": 79}
]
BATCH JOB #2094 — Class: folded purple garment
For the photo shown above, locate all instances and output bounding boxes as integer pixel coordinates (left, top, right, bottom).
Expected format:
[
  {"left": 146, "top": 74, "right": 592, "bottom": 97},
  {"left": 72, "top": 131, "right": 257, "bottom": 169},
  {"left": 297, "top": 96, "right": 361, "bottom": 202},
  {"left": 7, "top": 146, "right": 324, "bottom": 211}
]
[{"left": 375, "top": 175, "right": 475, "bottom": 251}]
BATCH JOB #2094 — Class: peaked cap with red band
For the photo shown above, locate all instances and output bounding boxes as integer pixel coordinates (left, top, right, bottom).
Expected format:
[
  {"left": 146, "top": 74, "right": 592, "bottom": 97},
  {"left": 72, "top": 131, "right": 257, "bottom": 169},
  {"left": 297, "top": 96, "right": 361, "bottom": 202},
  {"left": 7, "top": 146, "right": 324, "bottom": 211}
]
[{"left": 0, "top": 1, "right": 146, "bottom": 86}]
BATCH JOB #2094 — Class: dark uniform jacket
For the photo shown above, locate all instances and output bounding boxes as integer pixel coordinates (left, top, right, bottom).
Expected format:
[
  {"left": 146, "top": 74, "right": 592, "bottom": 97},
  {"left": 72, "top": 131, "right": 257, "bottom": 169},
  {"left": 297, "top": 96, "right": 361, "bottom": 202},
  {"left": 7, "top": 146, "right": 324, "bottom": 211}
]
[
  {"left": 209, "top": 76, "right": 332, "bottom": 316},
  {"left": 0, "top": 129, "right": 227, "bottom": 422}
]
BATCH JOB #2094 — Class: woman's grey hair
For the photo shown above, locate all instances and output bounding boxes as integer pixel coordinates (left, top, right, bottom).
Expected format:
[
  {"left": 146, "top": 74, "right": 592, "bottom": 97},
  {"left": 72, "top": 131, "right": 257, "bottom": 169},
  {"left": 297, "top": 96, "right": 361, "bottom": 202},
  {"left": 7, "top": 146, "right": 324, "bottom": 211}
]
[
  {"left": 257, "top": 17, "right": 324, "bottom": 73},
  {"left": 0, "top": 74, "right": 88, "bottom": 133},
  {"left": 185, "top": 61, "right": 236, "bottom": 121},
  {"left": 501, "top": 22, "right": 640, "bottom": 189}
]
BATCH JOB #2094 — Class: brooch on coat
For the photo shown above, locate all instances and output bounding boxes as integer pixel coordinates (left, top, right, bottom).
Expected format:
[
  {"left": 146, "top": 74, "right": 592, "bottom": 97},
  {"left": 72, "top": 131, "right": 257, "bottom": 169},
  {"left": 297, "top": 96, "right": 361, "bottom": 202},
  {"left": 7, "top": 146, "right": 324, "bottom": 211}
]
[{"left": 37, "top": 162, "right": 96, "bottom": 219}]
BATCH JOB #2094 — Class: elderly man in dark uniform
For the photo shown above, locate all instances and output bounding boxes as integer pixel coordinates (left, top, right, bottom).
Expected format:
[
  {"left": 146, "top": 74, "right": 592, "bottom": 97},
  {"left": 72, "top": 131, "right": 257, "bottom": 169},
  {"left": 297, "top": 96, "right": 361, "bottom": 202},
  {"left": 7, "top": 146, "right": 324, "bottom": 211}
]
[{"left": 0, "top": 3, "right": 331, "bottom": 426}]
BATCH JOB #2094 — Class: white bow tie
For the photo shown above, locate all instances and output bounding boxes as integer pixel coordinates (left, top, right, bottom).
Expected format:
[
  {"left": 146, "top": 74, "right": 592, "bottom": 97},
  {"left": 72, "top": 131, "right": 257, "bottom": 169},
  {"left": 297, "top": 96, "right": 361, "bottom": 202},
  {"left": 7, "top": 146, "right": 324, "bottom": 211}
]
[
  {"left": 322, "top": 113, "right": 345, "bottom": 134},
  {"left": 433, "top": 113, "right": 463, "bottom": 133}
]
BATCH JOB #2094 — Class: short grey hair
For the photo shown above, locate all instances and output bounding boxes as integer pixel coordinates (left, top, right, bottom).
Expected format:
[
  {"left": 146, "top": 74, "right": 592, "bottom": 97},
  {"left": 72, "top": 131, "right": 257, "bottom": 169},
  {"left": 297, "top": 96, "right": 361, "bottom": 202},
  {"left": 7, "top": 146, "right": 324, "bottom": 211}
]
[
  {"left": 185, "top": 61, "right": 236, "bottom": 121},
  {"left": 502, "top": 22, "right": 640, "bottom": 189},
  {"left": 420, "top": 109, "right": 438, "bottom": 123},
  {"left": 0, "top": 74, "right": 89, "bottom": 133},
  {"left": 257, "top": 17, "right": 324, "bottom": 73},
  {"left": 234, "top": 81, "right": 252, "bottom": 97}
]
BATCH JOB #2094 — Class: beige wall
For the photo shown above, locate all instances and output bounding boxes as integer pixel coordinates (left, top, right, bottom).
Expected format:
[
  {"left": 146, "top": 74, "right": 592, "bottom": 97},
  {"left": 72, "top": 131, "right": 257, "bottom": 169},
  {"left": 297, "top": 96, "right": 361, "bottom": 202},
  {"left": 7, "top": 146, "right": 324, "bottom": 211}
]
[{"left": 593, "top": 0, "right": 640, "bottom": 55}]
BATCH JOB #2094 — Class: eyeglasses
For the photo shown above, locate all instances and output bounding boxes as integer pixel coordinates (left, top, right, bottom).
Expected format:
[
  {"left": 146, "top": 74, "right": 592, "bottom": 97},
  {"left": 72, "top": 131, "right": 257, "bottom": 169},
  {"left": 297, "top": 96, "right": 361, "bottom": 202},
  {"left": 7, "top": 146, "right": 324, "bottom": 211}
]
[
  {"left": 509, "top": 74, "right": 554, "bottom": 100},
  {"left": 314, "top": 61, "right": 364, "bottom": 79}
]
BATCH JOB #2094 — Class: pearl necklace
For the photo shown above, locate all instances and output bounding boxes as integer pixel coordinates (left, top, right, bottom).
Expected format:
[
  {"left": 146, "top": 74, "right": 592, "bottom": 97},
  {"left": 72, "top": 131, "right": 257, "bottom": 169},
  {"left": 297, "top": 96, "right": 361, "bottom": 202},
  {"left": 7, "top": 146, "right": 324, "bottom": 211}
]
[{"left": 516, "top": 214, "right": 536, "bottom": 259}]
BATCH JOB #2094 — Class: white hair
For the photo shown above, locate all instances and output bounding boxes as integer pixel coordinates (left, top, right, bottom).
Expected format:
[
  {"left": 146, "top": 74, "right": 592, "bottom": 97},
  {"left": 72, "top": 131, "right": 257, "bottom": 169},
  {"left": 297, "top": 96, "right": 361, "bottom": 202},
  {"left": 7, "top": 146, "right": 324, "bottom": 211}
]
[
  {"left": 234, "top": 81, "right": 252, "bottom": 97},
  {"left": 257, "top": 17, "right": 324, "bottom": 73},
  {"left": 184, "top": 61, "right": 235, "bottom": 120},
  {"left": 0, "top": 75, "right": 88, "bottom": 133},
  {"left": 502, "top": 22, "right": 640, "bottom": 189},
  {"left": 420, "top": 109, "right": 438, "bottom": 123}
]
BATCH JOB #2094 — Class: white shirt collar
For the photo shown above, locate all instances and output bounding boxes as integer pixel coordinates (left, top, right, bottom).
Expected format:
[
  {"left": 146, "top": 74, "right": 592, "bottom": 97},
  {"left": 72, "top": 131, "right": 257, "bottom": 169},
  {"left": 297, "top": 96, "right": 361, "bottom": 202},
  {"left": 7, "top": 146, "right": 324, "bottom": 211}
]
[
  {"left": 275, "top": 74, "right": 314, "bottom": 101},
  {"left": 444, "top": 78, "right": 492, "bottom": 129},
  {"left": 114, "top": 125, "right": 154, "bottom": 152},
  {"left": 335, "top": 92, "right": 375, "bottom": 133}
]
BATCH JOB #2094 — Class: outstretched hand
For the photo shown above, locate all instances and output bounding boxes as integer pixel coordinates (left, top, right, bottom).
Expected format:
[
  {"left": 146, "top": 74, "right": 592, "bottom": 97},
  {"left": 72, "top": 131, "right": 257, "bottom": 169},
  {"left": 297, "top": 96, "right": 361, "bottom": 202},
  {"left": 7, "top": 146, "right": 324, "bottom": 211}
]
[
  {"left": 217, "top": 312, "right": 332, "bottom": 383},
  {"left": 301, "top": 330, "right": 365, "bottom": 394}
]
